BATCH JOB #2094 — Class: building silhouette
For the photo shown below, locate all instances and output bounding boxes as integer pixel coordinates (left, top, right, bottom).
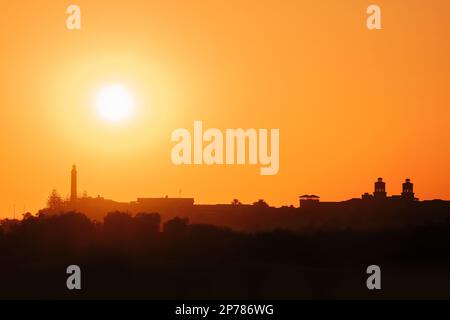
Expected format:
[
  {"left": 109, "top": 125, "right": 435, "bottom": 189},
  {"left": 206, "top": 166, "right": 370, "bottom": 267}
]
[
  {"left": 401, "top": 178, "right": 415, "bottom": 201},
  {"left": 64, "top": 166, "right": 421, "bottom": 215},
  {"left": 59, "top": 165, "right": 194, "bottom": 221},
  {"left": 300, "top": 177, "right": 419, "bottom": 207},
  {"left": 38, "top": 166, "right": 450, "bottom": 232},
  {"left": 299, "top": 195, "right": 320, "bottom": 207},
  {"left": 374, "top": 177, "right": 387, "bottom": 200}
]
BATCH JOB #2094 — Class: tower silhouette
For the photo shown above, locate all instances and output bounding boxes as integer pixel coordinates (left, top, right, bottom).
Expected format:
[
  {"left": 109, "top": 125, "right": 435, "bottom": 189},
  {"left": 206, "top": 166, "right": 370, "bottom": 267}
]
[
  {"left": 401, "top": 178, "right": 415, "bottom": 200},
  {"left": 71, "top": 165, "right": 77, "bottom": 202},
  {"left": 374, "top": 177, "right": 387, "bottom": 199}
]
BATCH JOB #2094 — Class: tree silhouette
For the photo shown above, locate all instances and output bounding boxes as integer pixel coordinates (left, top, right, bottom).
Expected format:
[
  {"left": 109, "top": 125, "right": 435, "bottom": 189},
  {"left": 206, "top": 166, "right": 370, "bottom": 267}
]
[
  {"left": 253, "top": 199, "right": 269, "bottom": 207},
  {"left": 163, "top": 216, "right": 189, "bottom": 237},
  {"left": 231, "top": 199, "right": 242, "bottom": 205},
  {"left": 134, "top": 212, "right": 161, "bottom": 235},
  {"left": 47, "top": 189, "right": 63, "bottom": 209},
  {"left": 104, "top": 211, "right": 133, "bottom": 231},
  {"left": 22, "top": 212, "right": 34, "bottom": 220}
]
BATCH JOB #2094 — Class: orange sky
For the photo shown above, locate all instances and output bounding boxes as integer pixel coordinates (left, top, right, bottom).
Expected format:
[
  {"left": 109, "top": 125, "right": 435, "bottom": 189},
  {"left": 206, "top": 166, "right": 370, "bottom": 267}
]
[{"left": 0, "top": 0, "right": 449, "bottom": 218}]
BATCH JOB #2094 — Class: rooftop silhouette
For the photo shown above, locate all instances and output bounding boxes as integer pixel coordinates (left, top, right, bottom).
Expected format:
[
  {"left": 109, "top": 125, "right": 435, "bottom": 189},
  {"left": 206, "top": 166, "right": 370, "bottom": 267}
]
[{"left": 32, "top": 166, "right": 450, "bottom": 232}]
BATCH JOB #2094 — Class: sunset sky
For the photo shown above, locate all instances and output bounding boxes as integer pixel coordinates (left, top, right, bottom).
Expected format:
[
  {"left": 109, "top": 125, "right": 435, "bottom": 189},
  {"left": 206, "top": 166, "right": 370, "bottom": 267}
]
[{"left": 0, "top": 0, "right": 449, "bottom": 218}]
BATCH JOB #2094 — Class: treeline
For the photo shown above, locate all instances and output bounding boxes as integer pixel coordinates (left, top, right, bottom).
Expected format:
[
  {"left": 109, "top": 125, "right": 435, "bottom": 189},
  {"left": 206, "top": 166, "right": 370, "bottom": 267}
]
[
  {"left": 1, "top": 211, "right": 450, "bottom": 263},
  {"left": 1, "top": 211, "right": 450, "bottom": 299}
]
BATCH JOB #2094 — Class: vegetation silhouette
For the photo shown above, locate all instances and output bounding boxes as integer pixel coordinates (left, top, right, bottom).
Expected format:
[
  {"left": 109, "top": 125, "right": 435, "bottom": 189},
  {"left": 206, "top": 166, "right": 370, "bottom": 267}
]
[{"left": 1, "top": 206, "right": 450, "bottom": 299}]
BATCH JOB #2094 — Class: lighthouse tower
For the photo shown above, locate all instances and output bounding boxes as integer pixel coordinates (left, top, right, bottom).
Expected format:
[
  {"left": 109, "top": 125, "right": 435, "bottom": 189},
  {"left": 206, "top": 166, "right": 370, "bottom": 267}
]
[{"left": 71, "top": 165, "right": 77, "bottom": 202}]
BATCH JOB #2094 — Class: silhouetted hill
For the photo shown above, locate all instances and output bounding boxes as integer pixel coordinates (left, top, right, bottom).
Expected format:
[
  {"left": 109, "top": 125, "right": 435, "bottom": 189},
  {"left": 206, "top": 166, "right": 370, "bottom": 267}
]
[{"left": 1, "top": 210, "right": 450, "bottom": 299}]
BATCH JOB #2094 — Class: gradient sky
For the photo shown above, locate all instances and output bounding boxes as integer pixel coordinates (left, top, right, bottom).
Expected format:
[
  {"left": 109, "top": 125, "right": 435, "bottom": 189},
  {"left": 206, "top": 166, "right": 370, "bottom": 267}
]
[{"left": 0, "top": 0, "right": 449, "bottom": 218}]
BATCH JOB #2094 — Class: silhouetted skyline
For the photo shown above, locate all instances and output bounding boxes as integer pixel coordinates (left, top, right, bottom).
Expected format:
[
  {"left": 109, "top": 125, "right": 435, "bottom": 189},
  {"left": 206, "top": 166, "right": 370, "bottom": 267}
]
[
  {"left": 0, "top": 165, "right": 444, "bottom": 223},
  {"left": 0, "top": 166, "right": 429, "bottom": 231}
]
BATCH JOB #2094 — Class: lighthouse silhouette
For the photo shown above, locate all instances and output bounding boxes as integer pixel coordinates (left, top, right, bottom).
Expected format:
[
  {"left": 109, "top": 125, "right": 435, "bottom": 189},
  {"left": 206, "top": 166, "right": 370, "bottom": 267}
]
[{"left": 71, "top": 164, "right": 77, "bottom": 202}]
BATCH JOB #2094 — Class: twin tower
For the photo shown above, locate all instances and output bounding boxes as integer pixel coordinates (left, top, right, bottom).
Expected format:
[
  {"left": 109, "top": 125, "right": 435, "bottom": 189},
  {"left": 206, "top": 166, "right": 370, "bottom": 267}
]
[{"left": 373, "top": 177, "right": 415, "bottom": 201}]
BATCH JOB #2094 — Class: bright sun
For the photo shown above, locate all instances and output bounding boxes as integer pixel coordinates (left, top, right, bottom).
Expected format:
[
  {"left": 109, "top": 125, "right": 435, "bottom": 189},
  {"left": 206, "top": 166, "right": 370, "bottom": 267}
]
[{"left": 96, "top": 85, "right": 135, "bottom": 123}]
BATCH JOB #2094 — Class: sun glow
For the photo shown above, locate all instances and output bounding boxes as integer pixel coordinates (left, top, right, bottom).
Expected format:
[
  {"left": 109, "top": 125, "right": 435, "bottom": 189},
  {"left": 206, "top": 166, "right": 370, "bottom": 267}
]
[{"left": 96, "top": 85, "right": 135, "bottom": 123}]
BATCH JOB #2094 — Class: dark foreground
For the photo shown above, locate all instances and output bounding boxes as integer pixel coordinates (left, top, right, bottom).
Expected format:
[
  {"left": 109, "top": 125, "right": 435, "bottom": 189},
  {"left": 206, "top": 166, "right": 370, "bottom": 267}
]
[{"left": 1, "top": 212, "right": 450, "bottom": 299}]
